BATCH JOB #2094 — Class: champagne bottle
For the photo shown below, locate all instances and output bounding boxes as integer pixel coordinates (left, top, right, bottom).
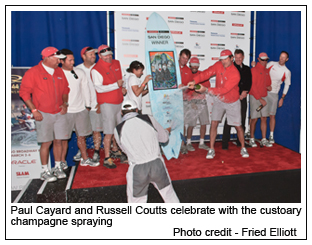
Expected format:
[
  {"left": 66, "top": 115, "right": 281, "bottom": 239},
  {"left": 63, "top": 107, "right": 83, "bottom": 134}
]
[
  {"left": 256, "top": 104, "right": 264, "bottom": 112},
  {"left": 194, "top": 84, "right": 201, "bottom": 90}
]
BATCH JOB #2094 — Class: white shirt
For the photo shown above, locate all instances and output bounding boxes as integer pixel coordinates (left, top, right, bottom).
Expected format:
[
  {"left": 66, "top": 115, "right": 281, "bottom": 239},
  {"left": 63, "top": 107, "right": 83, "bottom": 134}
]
[
  {"left": 114, "top": 113, "right": 169, "bottom": 165},
  {"left": 62, "top": 68, "right": 91, "bottom": 113},
  {"left": 126, "top": 73, "right": 143, "bottom": 110},
  {"left": 267, "top": 61, "right": 291, "bottom": 94},
  {"left": 90, "top": 69, "right": 119, "bottom": 93},
  {"left": 76, "top": 63, "right": 97, "bottom": 111}
]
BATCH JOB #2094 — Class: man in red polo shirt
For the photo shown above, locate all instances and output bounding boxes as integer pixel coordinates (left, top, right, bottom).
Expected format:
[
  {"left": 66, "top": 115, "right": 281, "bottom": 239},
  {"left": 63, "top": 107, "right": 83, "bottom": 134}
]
[
  {"left": 19, "top": 47, "right": 70, "bottom": 182},
  {"left": 178, "top": 48, "right": 193, "bottom": 154},
  {"left": 188, "top": 49, "right": 249, "bottom": 159},
  {"left": 91, "top": 45, "right": 127, "bottom": 169}
]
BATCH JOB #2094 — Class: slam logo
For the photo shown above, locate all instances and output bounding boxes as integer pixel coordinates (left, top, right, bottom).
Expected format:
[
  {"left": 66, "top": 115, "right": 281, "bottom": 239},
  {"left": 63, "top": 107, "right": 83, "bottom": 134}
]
[
  {"left": 121, "top": 13, "right": 139, "bottom": 21},
  {"left": 211, "top": 20, "right": 226, "bottom": 27},
  {"left": 168, "top": 16, "right": 184, "bottom": 24},
  {"left": 16, "top": 171, "right": 30, "bottom": 177}
]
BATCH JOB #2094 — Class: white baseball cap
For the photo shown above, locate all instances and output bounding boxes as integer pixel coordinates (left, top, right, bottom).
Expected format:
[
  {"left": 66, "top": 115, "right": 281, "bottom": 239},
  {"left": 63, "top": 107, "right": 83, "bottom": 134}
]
[{"left": 122, "top": 99, "right": 137, "bottom": 110}]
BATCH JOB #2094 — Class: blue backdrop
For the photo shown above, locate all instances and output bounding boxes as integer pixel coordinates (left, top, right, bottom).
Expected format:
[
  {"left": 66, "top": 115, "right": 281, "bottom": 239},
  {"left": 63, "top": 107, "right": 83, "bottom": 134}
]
[
  {"left": 253, "top": 11, "right": 301, "bottom": 153},
  {"left": 11, "top": 11, "right": 301, "bottom": 167}
]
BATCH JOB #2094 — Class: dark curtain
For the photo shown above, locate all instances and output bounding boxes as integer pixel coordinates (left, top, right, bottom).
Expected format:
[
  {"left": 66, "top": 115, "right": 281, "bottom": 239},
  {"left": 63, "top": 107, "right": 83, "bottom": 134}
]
[
  {"left": 254, "top": 11, "right": 301, "bottom": 153},
  {"left": 11, "top": 11, "right": 108, "bottom": 67}
]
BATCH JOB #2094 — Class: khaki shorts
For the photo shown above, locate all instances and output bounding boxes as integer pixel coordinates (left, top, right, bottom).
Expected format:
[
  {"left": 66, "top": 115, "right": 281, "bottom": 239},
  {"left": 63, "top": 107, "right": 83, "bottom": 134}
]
[
  {"left": 35, "top": 111, "right": 69, "bottom": 142},
  {"left": 212, "top": 97, "right": 241, "bottom": 126},
  {"left": 249, "top": 95, "right": 270, "bottom": 119},
  {"left": 67, "top": 109, "right": 92, "bottom": 137},
  {"left": 267, "top": 92, "right": 279, "bottom": 116},
  {"left": 184, "top": 100, "right": 209, "bottom": 127},
  {"left": 100, "top": 103, "right": 122, "bottom": 134},
  {"left": 89, "top": 110, "right": 103, "bottom": 132}
]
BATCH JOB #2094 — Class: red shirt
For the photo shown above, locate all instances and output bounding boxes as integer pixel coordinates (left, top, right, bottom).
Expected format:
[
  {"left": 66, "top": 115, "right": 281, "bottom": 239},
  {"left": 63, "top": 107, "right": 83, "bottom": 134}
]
[
  {"left": 180, "top": 65, "right": 194, "bottom": 100},
  {"left": 249, "top": 62, "right": 272, "bottom": 99},
  {"left": 19, "top": 61, "right": 70, "bottom": 114},
  {"left": 193, "top": 61, "right": 240, "bottom": 103},
  {"left": 92, "top": 59, "right": 123, "bottom": 105}
]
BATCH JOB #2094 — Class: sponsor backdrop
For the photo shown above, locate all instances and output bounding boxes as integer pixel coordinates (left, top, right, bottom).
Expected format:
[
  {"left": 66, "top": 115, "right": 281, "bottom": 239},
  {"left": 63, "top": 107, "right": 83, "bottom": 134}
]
[
  {"left": 115, "top": 11, "right": 251, "bottom": 136},
  {"left": 11, "top": 68, "right": 43, "bottom": 190}
]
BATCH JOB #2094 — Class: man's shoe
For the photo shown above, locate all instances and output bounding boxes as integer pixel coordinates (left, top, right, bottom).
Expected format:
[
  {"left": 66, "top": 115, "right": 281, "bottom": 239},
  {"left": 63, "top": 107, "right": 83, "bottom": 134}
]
[
  {"left": 206, "top": 149, "right": 215, "bottom": 159},
  {"left": 261, "top": 138, "right": 273, "bottom": 147},
  {"left": 73, "top": 150, "right": 82, "bottom": 161},
  {"left": 60, "top": 161, "right": 68, "bottom": 170},
  {"left": 222, "top": 143, "right": 228, "bottom": 150},
  {"left": 269, "top": 135, "right": 275, "bottom": 144},
  {"left": 249, "top": 138, "right": 257, "bottom": 147},
  {"left": 186, "top": 144, "right": 195, "bottom": 151},
  {"left": 52, "top": 166, "right": 66, "bottom": 179},
  {"left": 198, "top": 143, "right": 210, "bottom": 150},
  {"left": 180, "top": 145, "right": 188, "bottom": 154},
  {"left": 103, "top": 157, "right": 117, "bottom": 169},
  {"left": 80, "top": 158, "right": 100, "bottom": 167},
  {"left": 110, "top": 150, "right": 122, "bottom": 159},
  {"left": 92, "top": 151, "right": 100, "bottom": 163},
  {"left": 240, "top": 147, "right": 249, "bottom": 158},
  {"left": 40, "top": 170, "right": 57, "bottom": 182}
]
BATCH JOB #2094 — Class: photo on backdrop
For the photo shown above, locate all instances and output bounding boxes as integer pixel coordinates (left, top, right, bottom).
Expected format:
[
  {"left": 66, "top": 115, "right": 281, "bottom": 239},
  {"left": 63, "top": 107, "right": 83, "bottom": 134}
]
[{"left": 149, "top": 51, "right": 177, "bottom": 90}]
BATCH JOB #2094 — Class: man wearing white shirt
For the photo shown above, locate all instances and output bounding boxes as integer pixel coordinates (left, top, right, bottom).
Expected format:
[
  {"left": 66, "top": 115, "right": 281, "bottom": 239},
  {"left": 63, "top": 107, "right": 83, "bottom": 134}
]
[
  {"left": 60, "top": 49, "right": 99, "bottom": 167},
  {"left": 76, "top": 46, "right": 103, "bottom": 163},
  {"left": 91, "top": 45, "right": 127, "bottom": 169},
  {"left": 266, "top": 51, "right": 291, "bottom": 143}
]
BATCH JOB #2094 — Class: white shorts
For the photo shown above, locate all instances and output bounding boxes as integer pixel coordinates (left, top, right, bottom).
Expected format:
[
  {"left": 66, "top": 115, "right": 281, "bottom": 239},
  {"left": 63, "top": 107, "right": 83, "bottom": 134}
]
[
  {"left": 89, "top": 110, "right": 103, "bottom": 132},
  {"left": 184, "top": 100, "right": 209, "bottom": 127},
  {"left": 66, "top": 109, "right": 92, "bottom": 137},
  {"left": 35, "top": 111, "right": 69, "bottom": 142},
  {"left": 267, "top": 92, "right": 279, "bottom": 116},
  {"left": 212, "top": 98, "right": 241, "bottom": 126},
  {"left": 249, "top": 95, "right": 270, "bottom": 119},
  {"left": 100, "top": 103, "right": 122, "bottom": 134}
]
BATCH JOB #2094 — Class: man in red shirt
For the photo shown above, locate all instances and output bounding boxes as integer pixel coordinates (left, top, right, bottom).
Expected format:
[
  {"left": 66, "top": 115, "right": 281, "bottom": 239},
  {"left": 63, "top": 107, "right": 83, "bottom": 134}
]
[
  {"left": 249, "top": 52, "right": 273, "bottom": 147},
  {"left": 19, "top": 47, "right": 70, "bottom": 182},
  {"left": 188, "top": 49, "right": 249, "bottom": 159},
  {"left": 91, "top": 45, "right": 127, "bottom": 169},
  {"left": 178, "top": 48, "right": 193, "bottom": 154}
]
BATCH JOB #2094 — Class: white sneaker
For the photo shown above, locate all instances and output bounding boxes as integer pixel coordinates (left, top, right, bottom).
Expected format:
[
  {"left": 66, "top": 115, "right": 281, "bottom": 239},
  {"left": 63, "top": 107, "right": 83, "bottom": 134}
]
[
  {"left": 269, "top": 135, "right": 275, "bottom": 144},
  {"left": 240, "top": 147, "right": 249, "bottom": 158},
  {"left": 186, "top": 144, "right": 195, "bottom": 151},
  {"left": 80, "top": 158, "right": 100, "bottom": 167},
  {"left": 249, "top": 138, "right": 257, "bottom": 147},
  {"left": 52, "top": 166, "right": 66, "bottom": 179},
  {"left": 261, "top": 138, "right": 273, "bottom": 147},
  {"left": 73, "top": 150, "right": 82, "bottom": 161},
  {"left": 40, "top": 170, "right": 57, "bottom": 182},
  {"left": 60, "top": 161, "right": 68, "bottom": 170},
  {"left": 206, "top": 149, "right": 215, "bottom": 159},
  {"left": 198, "top": 143, "right": 210, "bottom": 150}
]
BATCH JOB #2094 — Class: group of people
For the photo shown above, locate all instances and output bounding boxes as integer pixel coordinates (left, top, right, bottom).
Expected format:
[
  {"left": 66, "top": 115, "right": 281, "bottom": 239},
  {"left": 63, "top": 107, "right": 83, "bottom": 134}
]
[{"left": 19, "top": 44, "right": 290, "bottom": 203}]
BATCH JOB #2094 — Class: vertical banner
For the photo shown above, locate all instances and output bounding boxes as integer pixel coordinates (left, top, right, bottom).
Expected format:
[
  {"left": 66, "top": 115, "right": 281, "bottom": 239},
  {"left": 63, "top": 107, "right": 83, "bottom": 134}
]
[
  {"left": 115, "top": 10, "right": 251, "bottom": 136},
  {"left": 11, "top": 68, "right": 42, "bottom": 191}
]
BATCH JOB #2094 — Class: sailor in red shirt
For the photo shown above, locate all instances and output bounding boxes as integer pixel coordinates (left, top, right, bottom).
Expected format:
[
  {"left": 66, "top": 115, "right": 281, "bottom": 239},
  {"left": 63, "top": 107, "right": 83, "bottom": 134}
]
[
  {"left": 19, "top": 47, "right": 70, "bottom": 182},
  {"left": 178, "top": 48, "right": 193, "bottom": 154},
  {"left": 249, "top": 52, "right": 273, "bottom": 147},
  {"left": 91, "top": 45, "right": 127, "bottom": 169},
  {"left": 188, "top": 49, "right": 249, "bottom": 159}
]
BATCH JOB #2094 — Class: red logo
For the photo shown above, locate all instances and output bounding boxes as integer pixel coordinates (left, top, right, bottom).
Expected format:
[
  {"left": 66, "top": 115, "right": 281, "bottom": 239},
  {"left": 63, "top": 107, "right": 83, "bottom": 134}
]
[
  {"left": 212, "top": 11, "right": 224, "bottom": 14},
  {"left": 232, "top": 23, "right": 244, "bottom": 27},
  {"left": 16, "top": 171, "right": 30, "bottom": 176}
]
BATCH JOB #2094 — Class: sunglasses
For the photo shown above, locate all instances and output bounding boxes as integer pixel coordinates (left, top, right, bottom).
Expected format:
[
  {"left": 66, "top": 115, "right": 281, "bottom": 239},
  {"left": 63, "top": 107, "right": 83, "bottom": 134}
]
[
  {"left": 71, "top": 70, "right": 78, "bottom": 79},
  {"left": 260, "top": 58, "right": 269, "bottom": 61},
  {"left": 99, "top": 47, "right": 112, "bottom": 54},
  {"left": 49, "top": 50, "right": 62, "bottom": 57}
]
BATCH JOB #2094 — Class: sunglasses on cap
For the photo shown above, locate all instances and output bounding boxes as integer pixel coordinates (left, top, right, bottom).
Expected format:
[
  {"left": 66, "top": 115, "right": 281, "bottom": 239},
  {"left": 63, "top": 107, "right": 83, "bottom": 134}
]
[
  {"left": 99, "top": 47, "right": 112, "bottom": 54},
  {"left": 260, "top": 58, "right": 269, "bottom": 62},
  {"left": 49, "top": 50, "right": 62, "bottom": 57}
]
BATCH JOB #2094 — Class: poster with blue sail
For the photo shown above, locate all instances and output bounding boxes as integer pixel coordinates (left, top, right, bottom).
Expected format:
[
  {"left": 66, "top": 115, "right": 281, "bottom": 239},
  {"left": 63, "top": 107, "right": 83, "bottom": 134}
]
[{"left": 145, "top": 12, "right": 184, "bottom": 160}]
